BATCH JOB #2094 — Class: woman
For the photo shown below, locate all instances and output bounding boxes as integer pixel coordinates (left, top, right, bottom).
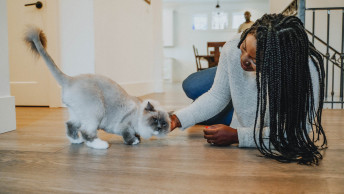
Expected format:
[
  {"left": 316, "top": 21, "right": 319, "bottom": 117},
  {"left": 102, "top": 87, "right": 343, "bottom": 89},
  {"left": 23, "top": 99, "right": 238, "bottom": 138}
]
[{"left": 170, "top": 14, "right": 327, "bottom": 165}]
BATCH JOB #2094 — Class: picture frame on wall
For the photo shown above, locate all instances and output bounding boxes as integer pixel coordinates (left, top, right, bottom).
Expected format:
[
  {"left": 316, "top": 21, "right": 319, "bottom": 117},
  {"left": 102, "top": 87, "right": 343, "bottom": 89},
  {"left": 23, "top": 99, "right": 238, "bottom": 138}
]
[{"left": 144, "top": 0, "right": 151, "bottom": 4}]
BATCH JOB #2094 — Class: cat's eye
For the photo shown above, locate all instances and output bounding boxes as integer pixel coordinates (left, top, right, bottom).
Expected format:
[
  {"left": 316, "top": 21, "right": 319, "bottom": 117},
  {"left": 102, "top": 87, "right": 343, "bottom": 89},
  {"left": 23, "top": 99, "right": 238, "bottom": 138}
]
[{"left": 153, "top": 118, "right": 158, "bottom": 123}]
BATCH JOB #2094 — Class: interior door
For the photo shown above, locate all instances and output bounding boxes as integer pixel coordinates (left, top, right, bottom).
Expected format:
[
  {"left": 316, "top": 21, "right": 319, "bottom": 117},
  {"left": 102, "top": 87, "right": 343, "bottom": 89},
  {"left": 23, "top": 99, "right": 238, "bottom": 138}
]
[{"left": 8, "top": 0, "right": 51, "bottom": 106}]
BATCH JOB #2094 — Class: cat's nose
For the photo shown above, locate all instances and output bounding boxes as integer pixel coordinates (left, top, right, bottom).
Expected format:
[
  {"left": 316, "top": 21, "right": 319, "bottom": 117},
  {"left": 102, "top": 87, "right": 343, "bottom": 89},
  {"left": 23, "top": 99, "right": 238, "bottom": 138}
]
[{"left": 157, "top": 127, "right": 162, "bottom": 131}]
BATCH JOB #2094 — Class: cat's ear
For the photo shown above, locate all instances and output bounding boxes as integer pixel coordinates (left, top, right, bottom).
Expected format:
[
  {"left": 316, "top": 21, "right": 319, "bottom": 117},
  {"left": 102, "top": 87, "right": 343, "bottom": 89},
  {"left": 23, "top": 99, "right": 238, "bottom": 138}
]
[{"left": 145, "top": 101, "right": 155, "bottom": 112}]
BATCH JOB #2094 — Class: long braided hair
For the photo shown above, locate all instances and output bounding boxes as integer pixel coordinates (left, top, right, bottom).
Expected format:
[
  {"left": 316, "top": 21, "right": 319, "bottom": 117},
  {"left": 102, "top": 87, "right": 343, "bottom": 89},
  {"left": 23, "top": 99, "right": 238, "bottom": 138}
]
[{"left": 238, "top": 14, "right": 327, "bottom": 165}]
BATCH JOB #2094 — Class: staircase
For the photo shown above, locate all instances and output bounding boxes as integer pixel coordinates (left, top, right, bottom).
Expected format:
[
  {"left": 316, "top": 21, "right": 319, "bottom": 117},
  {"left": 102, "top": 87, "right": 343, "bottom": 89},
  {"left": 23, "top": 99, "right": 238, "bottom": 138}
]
[{"left": 283, "top": 0, "right": 344, "bottom": 109}]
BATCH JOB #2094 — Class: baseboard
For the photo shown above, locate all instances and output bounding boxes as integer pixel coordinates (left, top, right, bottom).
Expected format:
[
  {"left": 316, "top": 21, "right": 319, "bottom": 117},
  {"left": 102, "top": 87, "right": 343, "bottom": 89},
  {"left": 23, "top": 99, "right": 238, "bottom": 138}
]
[
  {"left": 120, "top": 81, "right": 163, "bottom": 97},
  {"left": 0, "top": 96, "right": 16, "bottom": 134}
]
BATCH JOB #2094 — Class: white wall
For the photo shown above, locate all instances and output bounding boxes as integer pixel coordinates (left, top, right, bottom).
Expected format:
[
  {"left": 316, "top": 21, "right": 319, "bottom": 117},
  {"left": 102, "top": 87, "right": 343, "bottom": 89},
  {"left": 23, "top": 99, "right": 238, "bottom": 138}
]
[
  {"left": 163, "top": 0, "right": 269, "bottom": 82},
  {"left": 59, "top": 0, "right": 95, "bottom": 76},
  {"left": 306, "top": 0, "right": 344, "bottom": 8},
  {"left": 60, "top": 0, "right": 160, "bottom": 103},
  {"left": 94, "top": 0, "right": 163, "bottom": 96},
  {"left": 0, "top": 0, "right": 16, "bottom": 133},
  {"left": 270, "top": 0, "right": 293, "bottom": 13}
]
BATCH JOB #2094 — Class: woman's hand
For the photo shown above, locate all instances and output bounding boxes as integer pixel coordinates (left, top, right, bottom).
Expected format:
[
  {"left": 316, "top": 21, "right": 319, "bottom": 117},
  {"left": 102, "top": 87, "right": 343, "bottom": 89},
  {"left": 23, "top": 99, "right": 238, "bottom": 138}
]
[
  {"left": 170, "top": 114, "right": 181, "bottom": 132},
  {"left": 203, "top": 124, "right": 239, "bottom": 146}
]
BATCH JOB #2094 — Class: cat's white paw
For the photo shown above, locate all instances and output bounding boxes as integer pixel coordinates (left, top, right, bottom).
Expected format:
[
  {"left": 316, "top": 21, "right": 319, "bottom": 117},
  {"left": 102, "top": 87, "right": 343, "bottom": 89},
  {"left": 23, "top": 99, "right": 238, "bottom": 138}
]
[
  {"left": 68, "top": 136, "right": 84, "bottom": 144},
  {"left": 86, "top": 138, "right": 109, "bottom": 149},
  {"left": 132, "top": 138, "right": 140, "bottom": 145}
]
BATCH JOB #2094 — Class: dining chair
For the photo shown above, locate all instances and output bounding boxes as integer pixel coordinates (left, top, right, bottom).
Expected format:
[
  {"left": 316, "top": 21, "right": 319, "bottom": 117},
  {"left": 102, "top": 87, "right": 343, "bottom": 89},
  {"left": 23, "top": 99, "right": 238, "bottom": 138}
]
[{"left": 193, "top": 45, "right": 207, "bottom": 71}]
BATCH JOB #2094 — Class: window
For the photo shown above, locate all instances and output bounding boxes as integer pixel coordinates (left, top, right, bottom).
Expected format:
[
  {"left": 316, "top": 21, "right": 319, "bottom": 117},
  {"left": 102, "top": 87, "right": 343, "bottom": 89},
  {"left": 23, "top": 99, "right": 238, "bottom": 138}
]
[
  {"left": 232, "top": 12, "right": 245, "bottom": 29},
  {"left": 192, "top": 14, "right": 208, "bottom": 30},
  {"left": 211, "top": 12, "right": 228, "bottom": 30}
]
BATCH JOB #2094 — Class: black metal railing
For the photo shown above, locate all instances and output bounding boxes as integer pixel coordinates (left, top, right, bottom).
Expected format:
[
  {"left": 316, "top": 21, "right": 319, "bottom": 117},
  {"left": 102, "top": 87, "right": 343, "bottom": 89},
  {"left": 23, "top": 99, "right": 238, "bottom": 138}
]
[{"left": 305, "top": 7, "right": 344, "bottom": 109}]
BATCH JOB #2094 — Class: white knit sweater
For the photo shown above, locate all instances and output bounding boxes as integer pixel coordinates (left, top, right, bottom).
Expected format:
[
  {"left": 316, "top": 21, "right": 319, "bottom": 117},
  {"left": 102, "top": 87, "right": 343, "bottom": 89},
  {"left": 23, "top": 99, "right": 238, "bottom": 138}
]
[{"left": 175, "top": 35, "right": 319, "bottom": 147}]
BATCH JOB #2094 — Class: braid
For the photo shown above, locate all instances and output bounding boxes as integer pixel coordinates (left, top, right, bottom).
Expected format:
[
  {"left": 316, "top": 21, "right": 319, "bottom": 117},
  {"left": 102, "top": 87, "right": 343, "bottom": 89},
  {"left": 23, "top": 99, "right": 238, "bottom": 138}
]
[{"left": 238, "top": 14, "right": 327, "bottom": 165}]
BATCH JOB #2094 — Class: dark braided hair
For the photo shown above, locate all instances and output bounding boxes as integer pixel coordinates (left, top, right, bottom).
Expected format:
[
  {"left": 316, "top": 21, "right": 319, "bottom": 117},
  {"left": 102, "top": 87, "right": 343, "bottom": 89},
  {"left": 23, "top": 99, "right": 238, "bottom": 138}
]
[{"left": 238, "top": 14, "right": 327, "bottom": 165}]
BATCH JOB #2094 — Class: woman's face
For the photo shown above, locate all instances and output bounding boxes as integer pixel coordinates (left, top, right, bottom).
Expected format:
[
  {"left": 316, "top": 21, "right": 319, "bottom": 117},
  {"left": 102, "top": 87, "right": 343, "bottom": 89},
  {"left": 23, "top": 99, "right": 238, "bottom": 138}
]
[{"left": 240, "top": 34, "right": 257, "bottom": 71}]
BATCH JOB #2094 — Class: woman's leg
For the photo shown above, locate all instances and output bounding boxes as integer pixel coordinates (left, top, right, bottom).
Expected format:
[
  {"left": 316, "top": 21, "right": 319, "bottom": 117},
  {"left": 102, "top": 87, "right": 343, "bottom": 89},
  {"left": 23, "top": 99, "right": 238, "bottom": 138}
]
[{"left": 182, "top": 67, "right": 234, "bottom": 125}]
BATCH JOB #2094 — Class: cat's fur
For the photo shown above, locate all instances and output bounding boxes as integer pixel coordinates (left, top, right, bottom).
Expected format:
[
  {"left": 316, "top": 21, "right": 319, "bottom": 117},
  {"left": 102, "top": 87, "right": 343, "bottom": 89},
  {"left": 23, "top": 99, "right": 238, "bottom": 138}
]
[{"left": 24, "top": 27, "right": 170, "bottom": 149}]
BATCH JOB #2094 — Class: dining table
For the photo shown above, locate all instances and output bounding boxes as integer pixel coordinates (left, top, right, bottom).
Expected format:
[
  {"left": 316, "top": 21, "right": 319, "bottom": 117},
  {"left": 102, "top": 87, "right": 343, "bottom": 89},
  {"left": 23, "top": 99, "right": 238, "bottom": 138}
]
[{"left": 207, "top": 42, "right": 226, "bottom": 65}]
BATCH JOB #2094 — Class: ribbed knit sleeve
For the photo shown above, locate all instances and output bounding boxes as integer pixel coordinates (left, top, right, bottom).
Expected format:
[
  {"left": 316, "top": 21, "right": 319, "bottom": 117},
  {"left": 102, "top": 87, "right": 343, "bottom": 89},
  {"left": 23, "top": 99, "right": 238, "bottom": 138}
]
[{"left": 174, "top": 41, "right": 234, "bottom": 130}]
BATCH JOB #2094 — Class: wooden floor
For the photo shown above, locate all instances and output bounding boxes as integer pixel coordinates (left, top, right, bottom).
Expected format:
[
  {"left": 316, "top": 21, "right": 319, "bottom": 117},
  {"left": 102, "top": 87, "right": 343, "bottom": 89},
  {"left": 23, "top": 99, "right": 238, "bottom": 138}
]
[{"left": 1, "top": 83, "right": 344, "bottom": 193}]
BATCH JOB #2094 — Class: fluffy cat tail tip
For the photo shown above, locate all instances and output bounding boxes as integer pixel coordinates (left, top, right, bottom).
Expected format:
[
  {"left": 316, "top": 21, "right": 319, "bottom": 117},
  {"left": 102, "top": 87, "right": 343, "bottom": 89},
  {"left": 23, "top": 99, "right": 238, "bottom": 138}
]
[{"left": 24, "top": 26, "right": 47, "bottom": 56}]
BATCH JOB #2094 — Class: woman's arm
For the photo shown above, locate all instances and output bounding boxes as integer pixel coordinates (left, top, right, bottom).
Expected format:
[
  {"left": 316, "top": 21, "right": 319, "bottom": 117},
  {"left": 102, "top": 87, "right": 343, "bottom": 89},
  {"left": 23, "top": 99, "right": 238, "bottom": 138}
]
[{"left": 173, "top": 41, "right": 237, "bottom": 130}]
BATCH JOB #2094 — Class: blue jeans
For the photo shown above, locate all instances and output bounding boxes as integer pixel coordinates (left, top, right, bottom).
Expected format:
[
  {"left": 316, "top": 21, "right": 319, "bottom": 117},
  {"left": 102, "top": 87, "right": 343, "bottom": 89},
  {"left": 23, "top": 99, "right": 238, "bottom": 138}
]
[{"left": 182, "top": 67, "right": 234, "bottom": 125}]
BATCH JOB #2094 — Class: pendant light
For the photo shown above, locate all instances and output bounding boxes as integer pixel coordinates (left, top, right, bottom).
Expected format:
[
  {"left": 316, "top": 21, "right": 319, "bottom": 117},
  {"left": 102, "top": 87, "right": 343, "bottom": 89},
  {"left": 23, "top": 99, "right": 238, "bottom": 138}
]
[
  {"left": 215, "top": 0, "right": 221, "bottom": 15},
  {"left": 216, "top": 0, "right": 220, "bottom": 9}
]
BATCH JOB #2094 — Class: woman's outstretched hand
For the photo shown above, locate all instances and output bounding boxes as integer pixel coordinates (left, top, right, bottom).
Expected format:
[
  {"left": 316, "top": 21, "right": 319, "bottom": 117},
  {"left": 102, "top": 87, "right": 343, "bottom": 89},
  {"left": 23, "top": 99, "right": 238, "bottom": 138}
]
[
  {"left": 170, "top": 114, "right": 181, "bottom": 132},
  {"left": 203, "top": 124, "right": 239, "bottom": 146}
]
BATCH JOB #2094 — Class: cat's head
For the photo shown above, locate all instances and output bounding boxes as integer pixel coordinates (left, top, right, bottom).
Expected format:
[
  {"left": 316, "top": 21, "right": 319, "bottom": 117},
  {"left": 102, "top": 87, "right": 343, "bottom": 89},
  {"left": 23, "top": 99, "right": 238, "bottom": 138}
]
[{"left": 137, "top": 100, "right": 170, "bottom": 139}]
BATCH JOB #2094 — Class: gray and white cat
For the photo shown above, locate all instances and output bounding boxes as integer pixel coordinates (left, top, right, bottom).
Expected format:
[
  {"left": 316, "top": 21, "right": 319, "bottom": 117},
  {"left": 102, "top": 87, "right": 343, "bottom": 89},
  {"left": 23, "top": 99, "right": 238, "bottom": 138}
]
[{"left": 24, "top": 27, "right": 170, "bottom": 149}]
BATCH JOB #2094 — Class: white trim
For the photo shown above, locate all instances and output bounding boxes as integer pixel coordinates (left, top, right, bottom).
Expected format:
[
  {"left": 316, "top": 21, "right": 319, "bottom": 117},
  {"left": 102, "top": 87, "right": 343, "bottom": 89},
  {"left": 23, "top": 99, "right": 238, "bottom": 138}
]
[
  {"left": 10, "top": 81, "right": 38, "bottom": 84},
  {"left": 0, "top": 96, "right": 16, "bottom": 134}
]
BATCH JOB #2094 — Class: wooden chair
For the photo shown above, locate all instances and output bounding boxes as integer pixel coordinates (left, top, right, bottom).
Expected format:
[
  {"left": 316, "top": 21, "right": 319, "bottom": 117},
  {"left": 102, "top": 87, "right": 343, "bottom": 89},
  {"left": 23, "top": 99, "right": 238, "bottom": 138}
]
[
  {"left": 193, "top": 45, "right": 207, "bottom": 71},
  {"left": 207, "top": 42, "right": 226, "bottom": 65}
]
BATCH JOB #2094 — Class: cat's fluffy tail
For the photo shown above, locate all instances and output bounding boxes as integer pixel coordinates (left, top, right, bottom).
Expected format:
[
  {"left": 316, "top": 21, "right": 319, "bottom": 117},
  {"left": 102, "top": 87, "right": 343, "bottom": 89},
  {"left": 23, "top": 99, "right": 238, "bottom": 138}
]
[{"left": 24, "top": 26, "right": 70, "bottom": 86}]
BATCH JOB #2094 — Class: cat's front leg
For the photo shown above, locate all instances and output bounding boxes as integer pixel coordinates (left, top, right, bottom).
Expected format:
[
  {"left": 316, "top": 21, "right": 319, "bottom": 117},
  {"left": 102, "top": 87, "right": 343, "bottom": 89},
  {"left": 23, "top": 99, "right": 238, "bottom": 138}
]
[
  {"left": 122, "top": 129, "right": 140, "bottom": 145},
  {"left": 66, "top": 121, "right": 84, "bottom": 144}
]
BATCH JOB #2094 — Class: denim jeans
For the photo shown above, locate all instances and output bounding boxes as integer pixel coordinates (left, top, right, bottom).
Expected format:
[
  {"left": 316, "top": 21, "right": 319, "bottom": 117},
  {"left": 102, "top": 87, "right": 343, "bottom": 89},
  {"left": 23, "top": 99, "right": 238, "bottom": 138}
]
[{"left": 182, "top": 67, "right": 234, "bottom": 125}]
